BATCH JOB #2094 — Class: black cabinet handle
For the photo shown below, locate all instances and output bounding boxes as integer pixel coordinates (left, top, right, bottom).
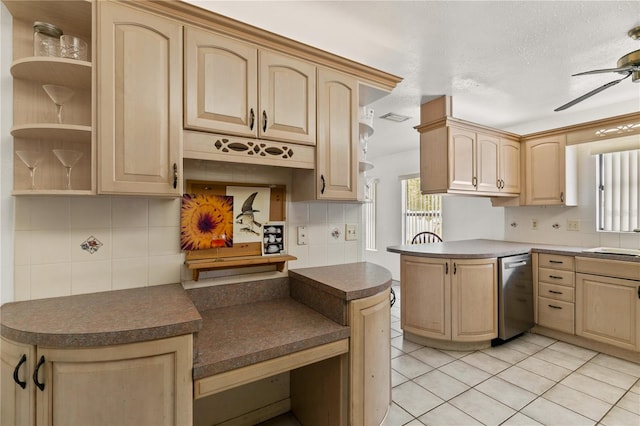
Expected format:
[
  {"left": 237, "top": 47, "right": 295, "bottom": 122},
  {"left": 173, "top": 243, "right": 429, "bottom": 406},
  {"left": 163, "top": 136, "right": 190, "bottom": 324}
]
[
  {"left": 445, "top": 263, "right": 449, "bottom": 275},
  {"left": 453, "top": 263, "right": 457, "bottom": 274},
  {"left": 549, "top": 290, "right": 563, "bottom": 294},
  {"left": 249, "top": 108, "right": 255, "bottom": 130},
  {"left": 548, "top": 304, "right": 562, "bottom": 310},
  {"left": 548, "top": 275, "right": 563, "bottom": 279},
  {"left": 262, "top": 110, "right": 268, "bottom": 133},
  {"left": 13, "top": 354, "right": 27, "bottom": 389},
  {"left": 172, "top": 163, "right": 178, "bottom": 189},
  {"left": 33, "top": 355, "right": 45, "bottom": 391},
  {"left": 549, "top": 260, "right": 563, "bottom": 264},
  {"left": 560, "top": 191, "right": 564, "bottom": 203},
  {"left": 320, "top": 174, "right": 326, "bottom": 194},
  {"left": 472, "top": 177, "right": 477, "bottom": 188}
]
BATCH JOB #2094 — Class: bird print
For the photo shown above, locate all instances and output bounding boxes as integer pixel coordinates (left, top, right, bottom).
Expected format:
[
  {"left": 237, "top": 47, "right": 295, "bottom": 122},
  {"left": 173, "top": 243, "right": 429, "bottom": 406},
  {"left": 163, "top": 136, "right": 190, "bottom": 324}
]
[{"left": 235, "top": 192, "right": 262, "bottom": 235}]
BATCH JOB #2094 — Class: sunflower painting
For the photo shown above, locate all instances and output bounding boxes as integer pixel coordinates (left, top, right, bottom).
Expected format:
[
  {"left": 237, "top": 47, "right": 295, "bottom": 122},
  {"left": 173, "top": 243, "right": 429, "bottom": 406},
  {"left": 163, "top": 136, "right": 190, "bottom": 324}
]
[{"left": 180, "top": 194, "right": 234, "bottom": 251}]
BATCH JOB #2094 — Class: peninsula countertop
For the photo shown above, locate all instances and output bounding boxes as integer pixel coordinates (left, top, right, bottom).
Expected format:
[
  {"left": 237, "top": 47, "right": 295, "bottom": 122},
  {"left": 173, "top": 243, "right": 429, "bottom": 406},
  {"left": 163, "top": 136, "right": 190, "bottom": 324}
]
[{"left": 387, "top": 239, "right": 640, "bottom": 263}]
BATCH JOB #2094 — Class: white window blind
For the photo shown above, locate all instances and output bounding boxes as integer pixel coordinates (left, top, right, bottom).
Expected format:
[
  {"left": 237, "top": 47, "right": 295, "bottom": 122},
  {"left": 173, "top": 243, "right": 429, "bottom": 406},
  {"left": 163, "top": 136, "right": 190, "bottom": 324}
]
[
  {"left": 401, "top": 177, "right": 442, "bottom": 244},
  {"left": 598, "top": 149, "right": 640, "bottom": 232},
  {"left": 364, "top": 179, "right": 377, "bottom": 250}
]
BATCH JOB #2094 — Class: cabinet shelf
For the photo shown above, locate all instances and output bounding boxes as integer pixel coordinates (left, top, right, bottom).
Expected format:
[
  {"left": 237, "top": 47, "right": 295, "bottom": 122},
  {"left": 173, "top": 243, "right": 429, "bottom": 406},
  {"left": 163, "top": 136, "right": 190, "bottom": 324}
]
[
  {"left": 11, "top": 57, "right": 91, "bottom": 88},
  {"left": 186, "top": 254, "right": 297, "bottom": 281},
  {"left": 11, "top": 124, "right": 92, "bottom": 143}
]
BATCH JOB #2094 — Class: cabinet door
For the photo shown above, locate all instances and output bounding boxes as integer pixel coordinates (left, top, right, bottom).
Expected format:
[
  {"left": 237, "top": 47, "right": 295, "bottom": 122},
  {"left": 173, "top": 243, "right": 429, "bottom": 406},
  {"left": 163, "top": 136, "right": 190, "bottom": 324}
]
[
  {"left": 525, "top": 135, "right": 566, "bottom": 205},
  {"left": 316, "top": 68, "right": 358, "bottom": 200},
  {"left": 259, "top": 50, "right": 316, "bottom": 144},
  {"left": 476, "top": 133, "right": 500, "bottom": 193},
  {"left": 576, "top": 273, "right": 639, "bottom": 351},
  {"left": 98, "top": 2, "right": 182, "bottom": 196},
  {"left": 36, "top": 335, "right": 192, "bottom": 426},
  {"left": 1, "top": 338, "right": 35, "bottom": 426},
  {"left": 184, "top": 27, "right": 258, "bottom": 137},
  {"left": 499, "top": 139, "right": 521, "bottom": 194},
  {"left": 401, "top": 256, "right": 451, "bottom": 340},
  {"left": 451, "top": 259, "right": 498, "bottom": 341},
  {"left": 349, "top": 290, "right": 391, "bottom": 426},
  {"left": 448, "top": 127, "right": 476, "bottom": 191}
]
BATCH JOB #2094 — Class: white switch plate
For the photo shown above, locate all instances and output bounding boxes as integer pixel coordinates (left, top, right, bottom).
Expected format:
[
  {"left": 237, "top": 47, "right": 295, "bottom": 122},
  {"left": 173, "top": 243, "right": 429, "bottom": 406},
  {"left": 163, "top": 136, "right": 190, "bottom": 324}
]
[
  {"left": 345, "top": 224, "right": 358, "bottom": 241},
  {"left": 297, "top": 226, "right": 308, "bottom": 245},
  {"left": 567, "top": 219, "right": 580, "bottom": 231}
]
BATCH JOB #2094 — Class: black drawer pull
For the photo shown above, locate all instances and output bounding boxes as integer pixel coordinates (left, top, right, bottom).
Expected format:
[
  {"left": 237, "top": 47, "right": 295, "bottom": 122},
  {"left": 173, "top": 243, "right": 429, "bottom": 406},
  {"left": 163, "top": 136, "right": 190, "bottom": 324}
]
[
  {"left": 549, "top": 290, "right": 563, "bottom": 294},
  {"left": 548, "top": 304, "right": 562, "bottom": 310},
  {"left": 13, "top": 354, "right": 27, "bottom": 389},
  {"left": 548, "top": 275, "right": 563, "bottom": 279},
  {"left": 33, "top": 355, "right": 45, "bottom": 391},
  {"left": 549, "top": 260, "right": 563, "bottom": 264}
]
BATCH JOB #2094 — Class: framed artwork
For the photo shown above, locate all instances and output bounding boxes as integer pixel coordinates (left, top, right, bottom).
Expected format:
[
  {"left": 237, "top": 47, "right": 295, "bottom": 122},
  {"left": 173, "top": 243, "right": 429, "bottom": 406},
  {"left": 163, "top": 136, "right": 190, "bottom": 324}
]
[
  {"left": 226, "top": 186, "right": 271, "bottom": 244},
  {"left": 180, "top": 194, "right": 234, "bottom": 251},
  {"left": 262, "top": 222, "right": 286, "bottom": 255}
]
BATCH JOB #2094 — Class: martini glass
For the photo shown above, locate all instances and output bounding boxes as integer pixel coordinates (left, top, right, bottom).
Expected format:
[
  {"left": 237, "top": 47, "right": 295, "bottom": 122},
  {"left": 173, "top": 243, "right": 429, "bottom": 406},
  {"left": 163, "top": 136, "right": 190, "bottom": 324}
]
[
  {"left": 42, "top": 85, "right": 75, "bottom": 124},
  {"left": 15, "top": 150, "right": 43, "bottom": 189},
  {"left": 53, "top": 149, "right": 83, "bottom": 190}
]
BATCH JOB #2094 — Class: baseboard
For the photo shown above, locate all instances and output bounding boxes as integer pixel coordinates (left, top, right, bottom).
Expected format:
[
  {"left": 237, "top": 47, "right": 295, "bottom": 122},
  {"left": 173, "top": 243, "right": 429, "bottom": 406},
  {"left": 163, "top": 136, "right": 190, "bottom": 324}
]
[{"left": 531, "top": 326, "right": 640, "bottom": 364}]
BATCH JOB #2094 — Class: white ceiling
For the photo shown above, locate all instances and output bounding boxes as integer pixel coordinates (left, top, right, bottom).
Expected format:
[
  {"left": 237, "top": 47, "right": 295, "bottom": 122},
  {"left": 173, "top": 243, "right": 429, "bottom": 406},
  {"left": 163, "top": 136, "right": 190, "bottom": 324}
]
[{"left": 186, "top": 1, "right": 640, "bottom": 159}]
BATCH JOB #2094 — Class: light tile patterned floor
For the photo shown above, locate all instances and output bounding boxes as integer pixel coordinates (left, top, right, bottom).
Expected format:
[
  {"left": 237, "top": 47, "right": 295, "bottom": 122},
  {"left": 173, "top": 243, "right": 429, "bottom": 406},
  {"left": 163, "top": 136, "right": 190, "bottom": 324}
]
[{"left": 388, "top": 286, "right": 640, "bottom": 426}]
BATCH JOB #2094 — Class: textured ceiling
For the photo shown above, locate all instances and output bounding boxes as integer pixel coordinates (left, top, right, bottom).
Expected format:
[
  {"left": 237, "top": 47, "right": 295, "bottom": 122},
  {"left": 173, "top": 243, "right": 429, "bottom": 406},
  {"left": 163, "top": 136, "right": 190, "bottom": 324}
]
[{"left": 186, "top": 1, "right": 640, "bottom": 159}]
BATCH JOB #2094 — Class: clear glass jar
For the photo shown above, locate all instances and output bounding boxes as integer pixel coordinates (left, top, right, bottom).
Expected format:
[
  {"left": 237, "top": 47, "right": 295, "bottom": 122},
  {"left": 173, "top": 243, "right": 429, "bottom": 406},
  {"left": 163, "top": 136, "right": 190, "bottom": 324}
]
[{"left": 33, "top": 21, "right": 63, "bottom": 57}]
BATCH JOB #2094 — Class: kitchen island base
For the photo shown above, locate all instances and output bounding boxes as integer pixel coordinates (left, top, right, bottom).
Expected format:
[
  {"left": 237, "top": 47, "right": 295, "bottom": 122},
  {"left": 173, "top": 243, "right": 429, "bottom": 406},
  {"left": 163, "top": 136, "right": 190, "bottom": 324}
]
[{"left": 403, "top": 331, "right": 492, "bottom": 351}]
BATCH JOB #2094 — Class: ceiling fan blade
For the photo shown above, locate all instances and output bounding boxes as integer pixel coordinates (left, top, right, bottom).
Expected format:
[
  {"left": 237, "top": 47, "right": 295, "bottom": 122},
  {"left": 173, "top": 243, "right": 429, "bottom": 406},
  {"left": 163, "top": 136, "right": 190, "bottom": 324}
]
[
  {"left": 572, "top": 65, "right": 636, "bottom": 76},
  {"left": 554, "top": 72, "right": 632, "bottom": 112}
]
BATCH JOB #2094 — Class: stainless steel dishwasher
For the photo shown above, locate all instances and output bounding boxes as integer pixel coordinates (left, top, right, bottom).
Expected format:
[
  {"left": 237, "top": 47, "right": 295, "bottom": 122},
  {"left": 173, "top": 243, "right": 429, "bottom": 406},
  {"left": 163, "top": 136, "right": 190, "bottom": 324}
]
[{"left": 496, "top": 253, "right": 534, "bottom": 342}]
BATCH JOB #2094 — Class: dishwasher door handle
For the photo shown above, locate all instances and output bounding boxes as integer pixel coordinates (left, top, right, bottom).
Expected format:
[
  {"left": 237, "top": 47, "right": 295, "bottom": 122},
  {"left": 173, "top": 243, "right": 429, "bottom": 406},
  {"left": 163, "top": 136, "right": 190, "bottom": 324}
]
[{"left": 505, "top": 261, "right": 527, "bottom": 269}]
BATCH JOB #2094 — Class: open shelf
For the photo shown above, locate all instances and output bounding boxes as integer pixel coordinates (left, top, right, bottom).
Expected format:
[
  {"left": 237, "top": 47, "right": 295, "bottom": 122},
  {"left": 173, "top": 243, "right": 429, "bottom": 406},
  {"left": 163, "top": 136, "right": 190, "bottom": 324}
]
[
  {"left": 11, "top": 57, "right": 91, "bottom": 88},
  {"left": 11, "top": 124, "right": 92, "bottom": 143},
  {"left": 186, "top": 254, "right": 297, "bottom": 281}
]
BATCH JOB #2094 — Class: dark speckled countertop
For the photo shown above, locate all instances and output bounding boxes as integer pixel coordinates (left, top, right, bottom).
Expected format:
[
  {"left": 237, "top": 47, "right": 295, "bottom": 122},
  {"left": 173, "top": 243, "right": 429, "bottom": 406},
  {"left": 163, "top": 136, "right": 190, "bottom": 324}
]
[
  {"left": 192, "top": 298, "right": 349, "bottom": 380},
  {"left": 388, "top": 239, "right": 640, "bottom": 263},
  {"left": 0, "top": 284, "right": 202, "bottom": 347}
]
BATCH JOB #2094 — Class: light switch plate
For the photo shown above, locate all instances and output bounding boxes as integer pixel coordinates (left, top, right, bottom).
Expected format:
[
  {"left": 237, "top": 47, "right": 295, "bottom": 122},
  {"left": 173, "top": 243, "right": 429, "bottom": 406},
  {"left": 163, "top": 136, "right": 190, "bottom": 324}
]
[
  {"left": 297, "top": 226, "right": 308, "bottom": 245},
  {"left": 345, "top": 224, "right": 358, "bottom": 241}
]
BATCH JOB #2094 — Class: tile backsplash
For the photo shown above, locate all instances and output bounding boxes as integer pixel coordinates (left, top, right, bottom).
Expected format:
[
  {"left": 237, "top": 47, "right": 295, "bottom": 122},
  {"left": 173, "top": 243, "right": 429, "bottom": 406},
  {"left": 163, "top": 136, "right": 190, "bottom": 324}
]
[
  {"left": 12, "top": 164, "right": 364, "bottom": 301},
  {"left": 14, "top": 196, "right": 183, "bottom": 300}
]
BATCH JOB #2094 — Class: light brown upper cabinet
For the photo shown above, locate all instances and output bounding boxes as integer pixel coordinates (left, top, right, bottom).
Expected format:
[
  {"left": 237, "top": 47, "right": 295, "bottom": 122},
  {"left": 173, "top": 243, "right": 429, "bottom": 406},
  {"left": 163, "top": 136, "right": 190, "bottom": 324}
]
[
  {"left": 315, "top": 68, "right": 359, "bottom": 200},
  {"left": 419, "top": 122, "right": 520, "bottom": 196},
  {"left": 97, "top": 2, "right": 182, "bottom": 196},
  {"left": 524, "top": 134, "right": 577, "bottom": 206},
  {"left": 184, "top": 26, "right": 316, "bottom": 145},
  {"left": 292, "top": 68, "right": 359, "bottom": 201}
]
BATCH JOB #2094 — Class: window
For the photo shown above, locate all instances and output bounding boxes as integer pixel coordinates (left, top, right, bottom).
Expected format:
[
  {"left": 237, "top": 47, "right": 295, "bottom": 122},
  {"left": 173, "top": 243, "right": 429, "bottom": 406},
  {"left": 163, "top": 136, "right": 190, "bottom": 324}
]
[
  {"left": 597, "top": 149, "right": 640, "bottom": 232},
  {"left": 401, "top": 176, "right": 442, "bottom": 244},
  {"left": 364, "top": 179, "right": 378, "bottom": 250}
]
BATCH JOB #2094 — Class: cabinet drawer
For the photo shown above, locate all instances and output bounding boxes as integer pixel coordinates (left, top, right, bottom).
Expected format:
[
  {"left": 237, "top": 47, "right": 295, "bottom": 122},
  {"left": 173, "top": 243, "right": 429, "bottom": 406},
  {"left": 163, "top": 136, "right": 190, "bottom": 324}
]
[
  {"left": 538, "top": 268, "right": 575, "bottom": 287},
  {"left": 538, "top": 254, "right": 574, "bottom": 271},
  {"left": 537, "top": 297, "right": 574, "bottom": 334},
  {"left": 539, "top": 282, "right": 574, "bottom": 302},
  {"left": 575, "top": 256, "right": 640, "bottom": 281}
]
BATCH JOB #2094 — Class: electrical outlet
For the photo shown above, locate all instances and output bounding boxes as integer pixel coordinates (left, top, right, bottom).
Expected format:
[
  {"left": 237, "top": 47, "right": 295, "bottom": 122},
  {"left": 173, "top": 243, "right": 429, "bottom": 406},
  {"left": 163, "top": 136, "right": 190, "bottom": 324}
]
[
  {"left": 532, "top": 219, "right": 538, "bottom": 230},
  {"left": 345, "top": 224, "right": 358, "bottom": 241},
  {"left": 567, "top": 219, "right": 580, "bottom": 231},
  {"left": 297, "top": 226, "right": 308, "bottom": 245}
]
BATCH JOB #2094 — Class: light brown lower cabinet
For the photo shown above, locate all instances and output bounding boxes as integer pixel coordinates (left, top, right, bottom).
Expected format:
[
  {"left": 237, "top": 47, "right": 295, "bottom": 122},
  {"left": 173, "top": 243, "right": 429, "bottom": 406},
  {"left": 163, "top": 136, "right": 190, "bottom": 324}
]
[
  {"left": 400, "top": 255, "right": 498, "bottom": 343},
  {"left": 1, "top": 335, "right": 193, "bottom": 426},
  {"left": 349, "top": 289, "right": 391, "bottom": 425},
  {"left": 576, "top": 272, "right": 640, "bottom": 351}
]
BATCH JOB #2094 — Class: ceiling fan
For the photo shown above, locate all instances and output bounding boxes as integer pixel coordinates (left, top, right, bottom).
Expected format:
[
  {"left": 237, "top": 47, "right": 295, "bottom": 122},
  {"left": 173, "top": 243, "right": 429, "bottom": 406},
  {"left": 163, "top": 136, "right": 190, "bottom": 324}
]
[{"left": 555, "top": 26, "right": 640, "bottom": 111}]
